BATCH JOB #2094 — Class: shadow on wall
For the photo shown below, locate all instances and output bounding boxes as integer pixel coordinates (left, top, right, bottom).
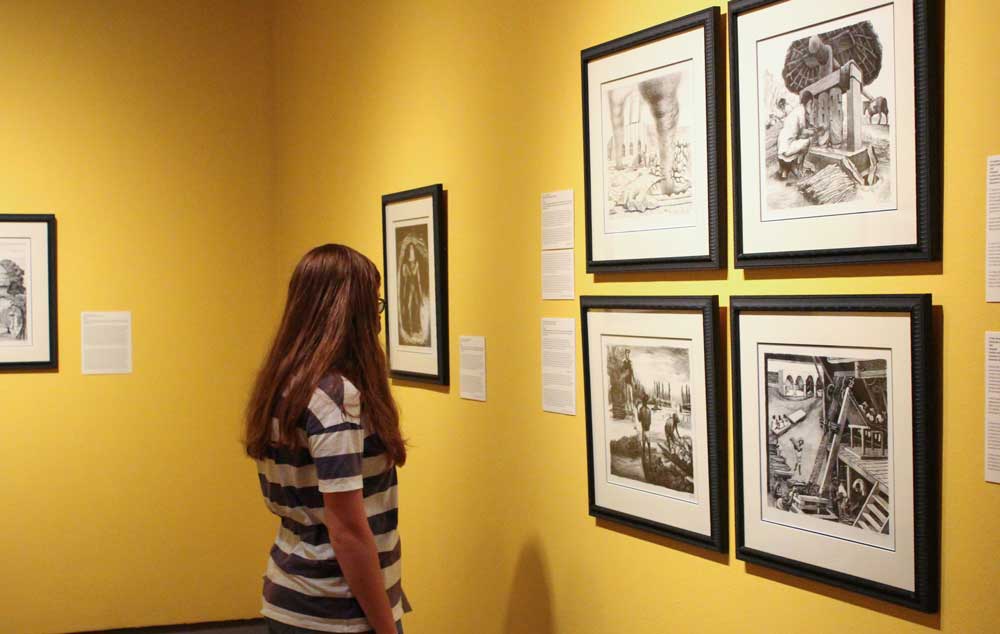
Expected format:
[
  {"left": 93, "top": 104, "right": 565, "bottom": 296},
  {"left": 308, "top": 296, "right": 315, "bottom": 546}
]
[{"left": 503, "top": 537, "right": 555, "bottom": 634}]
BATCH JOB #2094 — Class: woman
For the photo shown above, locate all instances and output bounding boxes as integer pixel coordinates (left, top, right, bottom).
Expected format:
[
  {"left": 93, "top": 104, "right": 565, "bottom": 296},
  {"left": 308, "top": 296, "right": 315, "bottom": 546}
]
[{"left": 245, "top": 244, "right": 409, "bottom": 634}]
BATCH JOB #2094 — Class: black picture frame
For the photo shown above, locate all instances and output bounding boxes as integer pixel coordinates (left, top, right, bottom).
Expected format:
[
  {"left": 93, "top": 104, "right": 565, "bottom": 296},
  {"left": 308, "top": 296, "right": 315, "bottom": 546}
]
[
  {"left": 381, "top": 184, "right": 449, "bottom": 385},
  {"left": 582, "top": 7, "right": 726, "bottom": 272},
  {"left": 581, "top": 295, "right": 727, "bottom": 552},
  {"left": 0, "top": 214, "right": 58, "bottom": 371},
  {"left": 730, "top": 294, "right": 938, "bottom": 612},
  {"left": 728, "top": 0, "right": 941, "bottom": 268}
]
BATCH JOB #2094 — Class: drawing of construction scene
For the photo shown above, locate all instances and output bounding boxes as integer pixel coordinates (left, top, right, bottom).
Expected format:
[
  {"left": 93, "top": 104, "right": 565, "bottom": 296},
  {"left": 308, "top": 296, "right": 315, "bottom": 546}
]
[
  {"left": 764, "top": 352, "right": 891, "bottom": 536},
  {"left": 760, "top": 13, "right": 896, "bottom": 214}
]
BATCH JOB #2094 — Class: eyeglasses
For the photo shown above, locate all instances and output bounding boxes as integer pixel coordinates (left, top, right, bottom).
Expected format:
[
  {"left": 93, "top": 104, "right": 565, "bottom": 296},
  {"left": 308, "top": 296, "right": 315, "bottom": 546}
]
[{"left": 377, "top": 298, "right": 386, "bottom": 314}]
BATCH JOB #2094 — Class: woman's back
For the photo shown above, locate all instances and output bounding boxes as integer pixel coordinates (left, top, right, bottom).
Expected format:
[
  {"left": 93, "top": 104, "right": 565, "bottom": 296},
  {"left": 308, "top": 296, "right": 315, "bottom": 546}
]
[{"left": 256, "top": 374, "right": 408, "bottom": 632}]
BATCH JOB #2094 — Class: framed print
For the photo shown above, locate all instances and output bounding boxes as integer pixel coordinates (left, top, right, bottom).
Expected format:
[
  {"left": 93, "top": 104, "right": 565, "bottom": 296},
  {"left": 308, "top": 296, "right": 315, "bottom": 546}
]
[
  {"left": 381, "top": 184, "right": 449, "bottom": 385},
  {"left": 729, "top": 0, "right": 940, "bottom": 267},
  {"left": 582, "top": 8, "right": 725, "bottom": 272},
  {"left": 731, "top": 295, "right": 938, "bottom": 612},
  {"left": 0, "top": 215, "right": 57, "bottom": 371},
  {"left": 581, "top": 296, "right": 726, "bottom": 551}
]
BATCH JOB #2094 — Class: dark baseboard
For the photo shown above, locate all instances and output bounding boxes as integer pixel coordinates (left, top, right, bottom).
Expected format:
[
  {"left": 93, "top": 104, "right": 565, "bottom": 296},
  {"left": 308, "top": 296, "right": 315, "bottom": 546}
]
[{"left": 75, "top": 618, "right": 267, "bottom": 634}]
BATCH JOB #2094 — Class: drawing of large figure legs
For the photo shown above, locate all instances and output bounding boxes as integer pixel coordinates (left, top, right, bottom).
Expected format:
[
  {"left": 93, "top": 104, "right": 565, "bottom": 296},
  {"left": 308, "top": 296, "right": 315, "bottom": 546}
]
[
  {"left": 638, "top": 74, "right": 682, "bottom": 195},
  {"left": 607, "top": 88, "right": 628, "bottom": 169}
]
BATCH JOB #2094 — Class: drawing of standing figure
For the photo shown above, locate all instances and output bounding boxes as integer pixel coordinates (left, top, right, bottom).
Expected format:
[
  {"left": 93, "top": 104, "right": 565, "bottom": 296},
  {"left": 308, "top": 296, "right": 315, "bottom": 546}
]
[
  {"left": 637, "top": 394, "right": 652, "bottom": 464},
  {"left": 399, "top": 245, "right": 424, "bottom": 341},
  {"left": 791, "top": 437, "right": 805, "bottom": 476},
  {"left": 620, "top": 347, "right": 637, "bottom": 416},
  {"left": 835, "top": 477, "right": 849, "bottom": 520},
  {"left": 395, "top": 223, "right": 431, "bottom": 347}
]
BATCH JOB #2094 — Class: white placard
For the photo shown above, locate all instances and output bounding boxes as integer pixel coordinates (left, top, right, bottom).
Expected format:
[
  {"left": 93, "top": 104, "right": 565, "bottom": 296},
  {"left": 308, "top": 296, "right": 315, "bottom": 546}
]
[
  {"left": 81, "top": 311, "right": 132, "bottom": 375},
  {"left": 542, "top": 318, "right": 576, "bottom": 415},
  {"left": 986, "top": 156, "right": 1000, "bottom": 302},
  {"left": 541, "top": 249, "right": 574, "bottom": 300},
  {"left": 986, "top": 332, "right": 1000, "bottom": 483},
  {"left": 459, "top": 335, "right": 486, "bottom": 402},
  {"left": 542, "top": 189, "right": 574, "bottom": 250}
]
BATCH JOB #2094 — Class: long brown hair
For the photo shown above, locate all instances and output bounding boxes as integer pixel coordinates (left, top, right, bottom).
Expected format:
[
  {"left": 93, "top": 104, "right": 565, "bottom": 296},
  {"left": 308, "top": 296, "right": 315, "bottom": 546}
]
[{"left": 244, "top": 244, "right": 405, "bottom": 465}]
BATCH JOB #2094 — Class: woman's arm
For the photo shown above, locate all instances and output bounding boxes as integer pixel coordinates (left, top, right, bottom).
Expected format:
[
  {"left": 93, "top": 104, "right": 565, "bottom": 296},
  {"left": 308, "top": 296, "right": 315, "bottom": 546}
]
[{"left": 323, "top": 490, "right": 397, "bottom": 634}]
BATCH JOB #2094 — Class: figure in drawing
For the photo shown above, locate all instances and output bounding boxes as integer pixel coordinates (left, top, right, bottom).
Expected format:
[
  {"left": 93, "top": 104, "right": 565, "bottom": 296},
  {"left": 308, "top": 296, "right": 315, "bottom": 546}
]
[
  {"left": 395, "top": 224, "right": 431, "bottom": 347},
  {"left": 399, "top": 246, "right": 423, "bottom": 336}
]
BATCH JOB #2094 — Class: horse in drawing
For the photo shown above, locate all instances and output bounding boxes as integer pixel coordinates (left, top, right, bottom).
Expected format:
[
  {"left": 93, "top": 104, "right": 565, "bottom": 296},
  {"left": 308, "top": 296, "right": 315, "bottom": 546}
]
[{"left": 865, "top": 96, "right": 889, "bottom": 125}]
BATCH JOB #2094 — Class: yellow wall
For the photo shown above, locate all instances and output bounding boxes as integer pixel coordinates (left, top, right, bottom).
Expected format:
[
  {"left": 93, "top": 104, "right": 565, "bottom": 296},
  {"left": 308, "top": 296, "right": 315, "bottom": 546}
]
[
  {"left": 5, "top": 1, "right": 1000, "bottom": 633},
  {"left": 0, "top": 2, "right": 277, "bottom": 632},
  {"left": 272, "top": 1, "right": 1000, "bottom": 633}
]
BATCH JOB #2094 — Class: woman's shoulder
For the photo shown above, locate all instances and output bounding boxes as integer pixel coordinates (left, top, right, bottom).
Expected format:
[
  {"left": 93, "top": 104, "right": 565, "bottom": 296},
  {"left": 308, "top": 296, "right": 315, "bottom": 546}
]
[{"left": 315, "top": 374, "right": 362, "bottom": 419}]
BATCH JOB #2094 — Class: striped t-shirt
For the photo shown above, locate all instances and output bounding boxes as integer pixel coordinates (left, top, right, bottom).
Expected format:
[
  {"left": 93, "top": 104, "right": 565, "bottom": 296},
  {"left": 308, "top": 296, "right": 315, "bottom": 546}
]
[{"left": 256, "top": 375, "right": 409, "bottom": 633}]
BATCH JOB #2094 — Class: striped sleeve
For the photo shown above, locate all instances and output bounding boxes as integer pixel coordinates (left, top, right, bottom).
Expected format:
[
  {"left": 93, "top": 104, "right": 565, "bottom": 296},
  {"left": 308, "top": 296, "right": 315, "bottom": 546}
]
[{"left": 305, "top": 379, "right": 365, "bottom": 493}]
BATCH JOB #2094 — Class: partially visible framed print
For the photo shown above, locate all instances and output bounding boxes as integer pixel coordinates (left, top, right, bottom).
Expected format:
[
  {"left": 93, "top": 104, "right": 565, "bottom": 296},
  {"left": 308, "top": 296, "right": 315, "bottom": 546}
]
[
  {"left": 382, "top": 185, "right": 449, "bottom": 385},
  {"left": 729, "top": 0, "right": 940, "bottom": 267},
  {"left": 0, "top": 215, "right": 57, "bottom": 371},
  {"left": 731, "top": 295, "right": 938, "bottom": 612},
  {"left": 581, "top": 296, "right": 726, "bottom": 551},
  {"left": 582, "top": 8, "right": 725, "bottom": 272}
]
